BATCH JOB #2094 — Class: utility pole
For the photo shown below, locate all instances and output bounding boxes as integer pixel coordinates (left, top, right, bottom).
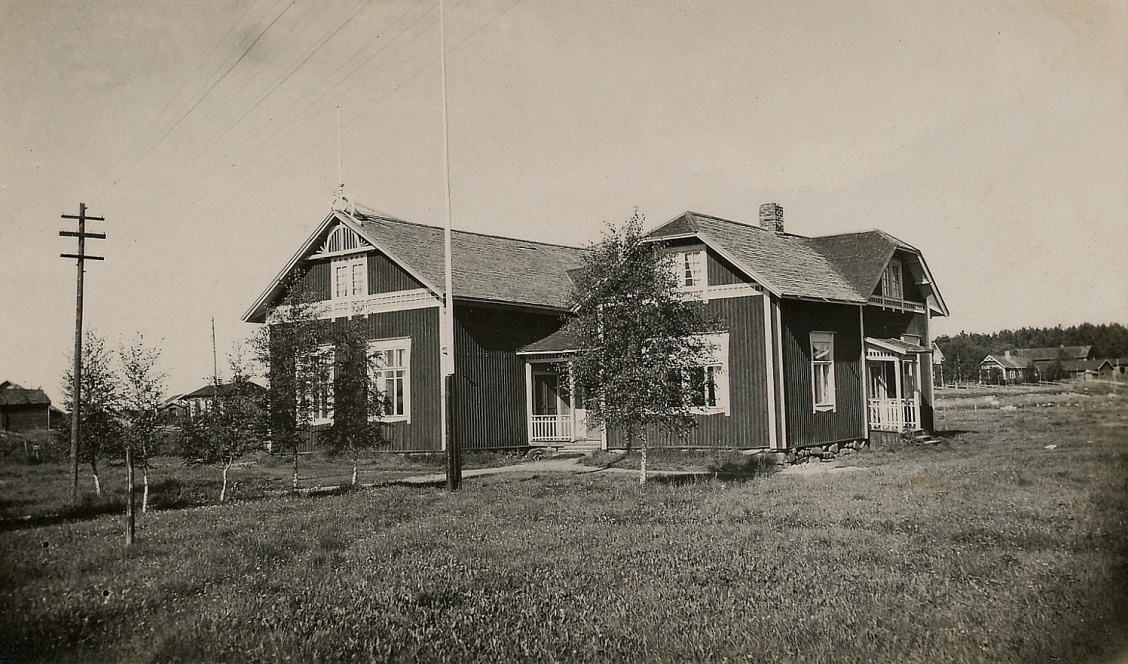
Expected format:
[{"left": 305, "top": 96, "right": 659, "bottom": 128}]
[{"left": 60, "top": 203, "right": 105, "bottom": 504}]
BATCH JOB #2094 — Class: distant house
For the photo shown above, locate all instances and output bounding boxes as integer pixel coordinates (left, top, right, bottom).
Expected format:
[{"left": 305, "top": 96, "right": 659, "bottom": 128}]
[
  {"left": 931, "top": 343, "right": 945, "bottom": 386},
  {"left": 162, "top": 382, "right": 267, "bottom": 421},
  {"left": 0, "top": 381, "right": 64, "bottom": 432},
  {"left": 1013, "top": 345, "right": 1094, "bottom": 377},
  {"left": 979, "top": 352, "right": 1037, "bottom": 384},
  {"left": 244, "top": 201, "right": 948, "bottom": 453}
]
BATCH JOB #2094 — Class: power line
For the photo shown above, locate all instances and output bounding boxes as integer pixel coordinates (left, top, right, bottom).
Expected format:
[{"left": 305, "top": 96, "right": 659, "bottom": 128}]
[
  {"left": 86, "top": 0, "right": 264, "bottom": 206},
  {"left": 189, "top": 0, "right": 518, "bottom": 220},
  {"left": 148, "top": 0, "right": 379, "bottom": 203},
  {"left": 91, "top": 0, "right": 297, "bottom": 205}
]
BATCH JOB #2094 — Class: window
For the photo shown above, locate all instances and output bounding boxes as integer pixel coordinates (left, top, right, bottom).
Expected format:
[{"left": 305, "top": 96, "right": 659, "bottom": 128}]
[
  {"left": 881, "top": 258, "right": 903, "bottom": 300},
  {"left": 672, "top": 250, "right": 706, "bottom": 288},
  {"left": 676, "top": 333, "right": 729, "bottom": 414},
  {"left": 305, "top": 347, "right": 334, "bottom": 425},
  {"left": 370, "top": 338, "right": 411, "bottom": 421},
  {"left": 332, "top": 255, "right": 367, "bottom": 299},
  {"left": 811, "top": 332, "right": 835, "bottom": 411}
]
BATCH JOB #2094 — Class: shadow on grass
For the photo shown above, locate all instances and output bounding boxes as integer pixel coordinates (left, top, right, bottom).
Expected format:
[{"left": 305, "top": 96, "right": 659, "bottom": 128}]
[{"left": 932, "top": 429, "right": 971, "bottom": 439}]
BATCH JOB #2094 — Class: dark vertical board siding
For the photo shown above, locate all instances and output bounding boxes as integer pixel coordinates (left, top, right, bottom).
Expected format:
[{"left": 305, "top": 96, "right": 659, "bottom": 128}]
[
  {"left": 359, "top": 307, "right": 442, "bottom": 452},
  {"left": 920, "top": 360, "right": 935, "bottom": 431},
  {"left": 772, "top": 296, "right": 787, "bottom": 445},
  {"left": 298, "top": 261, "right": 331, "bottom": 300},
  {"left": 606, "top": 294, "right": 771, "bottom": 449},
  {"left": 707, "top": 250, "right": 755, "bottom": 286},
  {"left": 780, "top": 300, "right": 865, "bottom": 447},
  {"left": 863, "top": 308, "right": 927, "bottom": 340},
  {"left": 368, "top": 252, "right": 423, "bottom": 294},
  {"left": 453, "top": 306, "right": 564, "bottom": 450}
]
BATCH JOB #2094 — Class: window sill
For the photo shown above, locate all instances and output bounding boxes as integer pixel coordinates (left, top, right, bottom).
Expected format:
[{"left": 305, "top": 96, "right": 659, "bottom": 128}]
[{"left": 813, "top": 404, "right": 836, "bottom": 413}]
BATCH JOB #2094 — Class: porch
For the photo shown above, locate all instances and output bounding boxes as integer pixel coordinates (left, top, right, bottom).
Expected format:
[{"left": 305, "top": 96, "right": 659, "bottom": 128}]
[
  {"left": 524, "top": 359, "right": 603, "bottom": 449},
  {"left": 866, "top": 338, "right": 928, "bottom": 432}
]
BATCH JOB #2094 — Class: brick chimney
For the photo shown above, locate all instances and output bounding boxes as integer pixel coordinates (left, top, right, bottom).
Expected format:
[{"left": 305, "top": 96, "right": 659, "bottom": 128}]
[
  {"left": 1004, "top": 350, "right": 1011, "bottom": 358},
  {"left": 759, "top": 203, "right": 784, "bottom": 233}
]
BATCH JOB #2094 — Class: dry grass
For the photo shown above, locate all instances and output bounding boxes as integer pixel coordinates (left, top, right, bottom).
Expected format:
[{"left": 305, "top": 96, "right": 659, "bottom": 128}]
[{"left": 0, "top": 384, "right": 1124, "bottom": 662}]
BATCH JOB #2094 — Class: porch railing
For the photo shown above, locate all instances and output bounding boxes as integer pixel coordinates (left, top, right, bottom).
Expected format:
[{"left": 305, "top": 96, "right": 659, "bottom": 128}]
[
  {"left": 531, "top": 414, "right": 573, "bottom": 442},
  {"left": 868, "top": 398, "right": 920, "bottom": 431},
  {"left": 867, "top": 295, "right": 926, "bottom": 313}
]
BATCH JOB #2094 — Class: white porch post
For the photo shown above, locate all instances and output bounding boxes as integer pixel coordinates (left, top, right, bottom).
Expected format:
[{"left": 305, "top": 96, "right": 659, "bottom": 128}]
[
  {"left": 525, "top": 361, "right": 534, "bottom": 445},
  {"left": 893, "top": 358, "right": 904, "bottom": 430}
]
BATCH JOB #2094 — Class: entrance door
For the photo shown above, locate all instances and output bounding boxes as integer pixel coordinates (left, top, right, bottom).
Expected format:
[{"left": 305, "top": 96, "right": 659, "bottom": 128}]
[{"left": 531, "top": 370, "right": 572, "bottom": 441}]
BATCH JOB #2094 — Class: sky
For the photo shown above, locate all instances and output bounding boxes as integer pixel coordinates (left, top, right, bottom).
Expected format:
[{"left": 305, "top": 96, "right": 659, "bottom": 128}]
[{"left": 1, "top": 0, "right": 1126, "bottom": 402}]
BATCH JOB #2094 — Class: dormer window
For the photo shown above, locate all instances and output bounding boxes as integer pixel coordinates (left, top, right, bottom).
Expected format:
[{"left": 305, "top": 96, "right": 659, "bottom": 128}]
[
  {"left": 881, "top": 257, "right": 903, "bottom": 300},
  {"left": 333, "top": 255, "right": 367, "bottom": 299},
  {"left": 673, "top": 250, "right": 706, "bottom": 288}
]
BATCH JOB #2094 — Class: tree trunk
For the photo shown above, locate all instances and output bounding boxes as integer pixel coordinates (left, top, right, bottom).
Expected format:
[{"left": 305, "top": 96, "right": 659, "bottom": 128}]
[
  {"left": 141, "top": 457, "right": 150, "bottom": 513},
  {"left": 125, "top": 445, "right": 135, "bottom": 546},
  {"left": 292, "top": 447, "right": 299, "bottom": 493},
  {"left": 639, "top": 430, "right": 648, "bottom": 485},
  {"left": 352, "top": 454, "right": 359, "bottom": 486},
  {"left": 90, "top": 458, "right": 102, "bottom": 496},
  {"left": 220, "top": 460, "right": 230, "bottom": 503}
]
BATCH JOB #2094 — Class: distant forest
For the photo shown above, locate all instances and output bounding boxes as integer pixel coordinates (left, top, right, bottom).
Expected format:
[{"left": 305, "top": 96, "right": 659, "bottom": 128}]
[{"left": 934, "top": 323, "right": 1128, "bottom": 383}]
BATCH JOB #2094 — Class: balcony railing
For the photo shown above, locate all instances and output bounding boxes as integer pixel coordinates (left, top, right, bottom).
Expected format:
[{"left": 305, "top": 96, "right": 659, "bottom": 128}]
[
  {"left": 868, "top": 398, "right": 920, "bottom": 431},
  {"left": 867, "top": 295, "right": 926, "bottom": 313},
  {"left": 531, "top": 414, "right": 573, "bottom": 442}
]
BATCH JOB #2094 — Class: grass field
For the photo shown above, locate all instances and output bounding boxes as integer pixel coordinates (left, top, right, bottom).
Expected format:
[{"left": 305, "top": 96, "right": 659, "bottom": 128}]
[{"left": 0, "top": 383, "right": 1125, "bottom": 662}]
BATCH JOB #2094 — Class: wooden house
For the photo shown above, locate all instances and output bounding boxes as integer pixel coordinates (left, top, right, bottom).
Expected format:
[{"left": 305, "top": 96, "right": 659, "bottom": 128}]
[
  {"left": 979, "top": 352, "right": 1037, "bottom": 384},
  {"left": 244, "top": 202, "right": 947, "bottom": 453},
  {"left": 161, "top": 382, "right": 267, "bottom": 421},
  {"left": 0, "top": 381, "right": 64, "bottom": 432}
]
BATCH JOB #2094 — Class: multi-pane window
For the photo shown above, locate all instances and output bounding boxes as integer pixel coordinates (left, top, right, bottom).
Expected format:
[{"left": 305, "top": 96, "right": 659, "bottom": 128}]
[
  {"left": 881, "top": 258, "right": 903, "bottom": 300},
  {"left": 370, "top": 338, "right": 411, "bottom": 421},
  {"left": 673, "top": 333, "right": 729, "bottom": 414},
  {"left": 672, "top": 250, "right": 706, "bottom": 288},
  {"left": 811, "top": 332, "right": 835, "bottom": 411},
  {"left": 306, "top": 347, "right": 334, "bottom": 424},
  {"left": 332, "top": 256, "right": 367, "bottom": 299},
  {"left": 687, "top": 365, "right": 721, "bottom": 408}
]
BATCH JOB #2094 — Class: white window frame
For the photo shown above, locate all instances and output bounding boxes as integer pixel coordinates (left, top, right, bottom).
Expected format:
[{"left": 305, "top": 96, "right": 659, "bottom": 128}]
[
  {"left": 686, "top": 332, "right": 729, "bottom": 415},
  {"left": 306, "top": 345, "right": 335, "bottom": 426},
  {"left": 811, "top": 331, "right": 836, "bottom": 412},
  {"left": 881, "top": 258, "right": 904, "bottom": 300},
  {"left": 369, "top": 337, "right": 411, "bottom": 423},
  {"left": 671, "top": 250, "right": 706, "bottom": 289},
  {"left": 332, "top": 255, "right": 367, "bottom": 300}
]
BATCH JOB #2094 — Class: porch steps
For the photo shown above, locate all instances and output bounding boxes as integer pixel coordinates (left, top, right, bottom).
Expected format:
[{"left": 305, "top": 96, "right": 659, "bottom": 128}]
[
  {"left": 911, "top": 431, "right": 941, "bottom": 445},
  {"left": 547, "top": 440, "right": 602, "bottom": 456}
]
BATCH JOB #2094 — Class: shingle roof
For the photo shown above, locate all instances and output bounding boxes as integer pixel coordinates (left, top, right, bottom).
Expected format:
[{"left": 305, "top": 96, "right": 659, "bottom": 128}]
[
  {"left": 655, "top": 212, "right": 863, "bottom": 301},
  {"left": 646, "top": 211, "right": 946, "bottom": 312},
  {"left": 649, "top": 212, "right": 907, "bottom": 303},
  {"left": 982, "top": 354, "right": 1034, "bottom": 370},
  {"left": 517, "top": 326, "right": 581, "bottom": 354},
  {"left": 350, "top": 212, "right": 588, "bottom": 310},
  {"left": 178, "top": 382, "right": 266, "bottom": 400},
  {"left": 0, "top": 386, "right": 52, "bottom": 406},
  {"left": 805, "top": 231, "right": 900, "bottom": 298},
  {"left": 1012, "top": 346, "right": 1093, "bottom": 362}
]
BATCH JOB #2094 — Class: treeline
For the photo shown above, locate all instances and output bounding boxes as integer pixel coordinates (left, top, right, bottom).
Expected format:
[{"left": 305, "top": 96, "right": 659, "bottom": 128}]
[{"left": 934, "top": 322, "right": 1128, "bottom": 383}]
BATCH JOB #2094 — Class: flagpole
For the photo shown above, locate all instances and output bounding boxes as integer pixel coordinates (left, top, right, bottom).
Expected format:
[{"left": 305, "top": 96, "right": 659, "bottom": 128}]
[{"left": 439, "top": 0, "right": 460, "bottom": 489}]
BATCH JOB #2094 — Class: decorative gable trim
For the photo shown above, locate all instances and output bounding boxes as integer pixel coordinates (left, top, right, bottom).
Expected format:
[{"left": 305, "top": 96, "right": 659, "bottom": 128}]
[
  {"left": 243, "top": 210, "right": 443, "bottom": 324},
  {"left": 310, "top": 224, "right": 372, "bottom": 258}
]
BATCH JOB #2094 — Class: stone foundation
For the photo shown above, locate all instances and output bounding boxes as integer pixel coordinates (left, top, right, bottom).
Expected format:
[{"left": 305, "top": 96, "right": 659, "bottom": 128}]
[{"left": 787, "top": 439, "right": 867, "bottom": 464}]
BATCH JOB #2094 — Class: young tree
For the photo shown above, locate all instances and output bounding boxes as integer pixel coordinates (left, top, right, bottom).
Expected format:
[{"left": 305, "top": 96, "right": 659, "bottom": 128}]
[
  {"left": 320, "top": 319, "right": 391, "bottom": 485},
  {"left": 563, "top": 212, "right": 716, "bottom": 483},
  {"left": 250, "top": 272, "right": 327, "bottom": 492},
  {"left": 118, "top": 335, "right": 166, "bottom": 512},
  {"left": 178, "top": 353, "right": 265, "bottom": 503},
  {"left": 61, "top": 331, "right": 123, "bottom": 496}
]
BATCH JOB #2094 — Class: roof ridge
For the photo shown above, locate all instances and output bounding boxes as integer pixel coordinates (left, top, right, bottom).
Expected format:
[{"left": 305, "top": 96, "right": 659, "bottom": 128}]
[
  {"left": 352, "top": 211, "right": 588, "bottom": 251},
  {"left": 687, "top": 210, "right": 813, "bottom": 240}
]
